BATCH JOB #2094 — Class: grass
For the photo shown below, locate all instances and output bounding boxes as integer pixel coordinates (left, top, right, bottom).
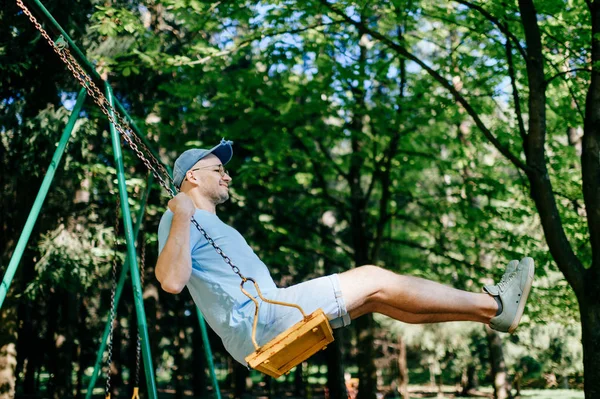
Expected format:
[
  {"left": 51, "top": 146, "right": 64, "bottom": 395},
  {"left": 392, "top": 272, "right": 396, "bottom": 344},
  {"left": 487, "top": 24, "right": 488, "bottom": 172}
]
[
  {"left": 382, "top": 385, "right": 584, "bottom": 399},
  {"left": 518, "top": 389, "right": 584, "bottom": 399}
]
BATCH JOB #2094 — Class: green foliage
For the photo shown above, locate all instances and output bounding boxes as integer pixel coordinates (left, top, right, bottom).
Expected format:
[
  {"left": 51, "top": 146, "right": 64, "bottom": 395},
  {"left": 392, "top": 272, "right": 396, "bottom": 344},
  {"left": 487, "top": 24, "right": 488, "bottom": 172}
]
[
  {"left": 2, "top": 0, "right": 597, "bottom": 395},
  {"left": 23, "top": 223, "right": 113, "bottom": 300},
  {"left": 91, "top": 6, "right": 144, "bottom": 37}
]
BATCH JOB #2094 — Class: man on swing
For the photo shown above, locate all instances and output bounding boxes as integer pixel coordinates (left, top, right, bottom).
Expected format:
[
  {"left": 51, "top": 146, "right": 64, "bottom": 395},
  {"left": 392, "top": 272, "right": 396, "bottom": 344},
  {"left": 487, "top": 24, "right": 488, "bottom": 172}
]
[{"left": 156, "top": 139, "right": 535, "bottom": 366}]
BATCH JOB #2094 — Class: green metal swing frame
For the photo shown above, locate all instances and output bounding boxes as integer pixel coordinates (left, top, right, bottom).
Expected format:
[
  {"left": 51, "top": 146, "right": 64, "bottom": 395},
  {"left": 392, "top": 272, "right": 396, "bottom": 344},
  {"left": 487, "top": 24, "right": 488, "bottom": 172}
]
[{"left": 0, "top": 1, "right": 222, "bottom": 398}]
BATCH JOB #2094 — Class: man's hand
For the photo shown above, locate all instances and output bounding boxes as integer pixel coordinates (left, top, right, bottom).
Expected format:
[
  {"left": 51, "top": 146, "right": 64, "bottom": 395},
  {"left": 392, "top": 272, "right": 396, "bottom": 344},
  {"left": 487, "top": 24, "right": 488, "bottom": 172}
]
[{"left": 168, "top": 193, "right": 196, "bottom": 218}]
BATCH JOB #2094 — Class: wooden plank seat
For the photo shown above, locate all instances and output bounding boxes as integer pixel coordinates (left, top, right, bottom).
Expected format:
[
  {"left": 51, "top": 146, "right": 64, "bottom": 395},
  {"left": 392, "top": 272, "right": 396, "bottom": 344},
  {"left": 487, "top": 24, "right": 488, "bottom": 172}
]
[
  {"left": 241, "top": 278, "right": 335, "bottom": 379},
  {"left": 245, "top": 308, "right": 334, "bottom": 378}
]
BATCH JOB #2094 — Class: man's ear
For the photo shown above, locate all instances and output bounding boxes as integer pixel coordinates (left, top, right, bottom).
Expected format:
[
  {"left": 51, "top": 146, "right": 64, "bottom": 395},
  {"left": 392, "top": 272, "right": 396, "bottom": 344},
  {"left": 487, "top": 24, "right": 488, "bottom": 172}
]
[
  {"left": 185, "top": 170, "right": 193, "bottom": 184},
  {"left": 186, "top": 170, "right": 199, "bottom": 186}
]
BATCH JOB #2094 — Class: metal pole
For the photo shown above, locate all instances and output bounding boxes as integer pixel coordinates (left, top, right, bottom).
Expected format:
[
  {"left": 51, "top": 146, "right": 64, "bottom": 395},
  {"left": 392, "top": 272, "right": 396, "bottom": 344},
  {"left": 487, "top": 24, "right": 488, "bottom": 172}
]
[
  {"left": 85, "top": 175, "right": 153, "bottom": 399},
  {"left": 0, "top": 88, "right": 86, "bottom": 310},
  {"left": 196, "top": 308, "right": 222, "bottom": 399},
  {"left": 106, "top": 82, "right": 158, "bottom": 399}
]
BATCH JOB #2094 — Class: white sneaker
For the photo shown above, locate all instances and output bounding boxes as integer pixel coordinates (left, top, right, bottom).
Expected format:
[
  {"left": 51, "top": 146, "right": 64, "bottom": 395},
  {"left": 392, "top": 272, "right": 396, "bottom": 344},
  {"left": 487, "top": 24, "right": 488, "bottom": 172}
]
[{"left": 483, "top": 257, "right": 535, "bottom": 333}]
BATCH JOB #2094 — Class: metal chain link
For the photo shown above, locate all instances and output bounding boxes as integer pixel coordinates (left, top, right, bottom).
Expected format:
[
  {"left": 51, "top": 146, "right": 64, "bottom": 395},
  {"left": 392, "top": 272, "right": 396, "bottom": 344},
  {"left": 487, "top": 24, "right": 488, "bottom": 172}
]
[
  {"left": 190, "top": 218, "right": 246, "bottom": 280},
  {"left": 16, "top": 0, "right": 248, "bottom": 283},
  {"left": 105, "top": 196, "right": 121, "bottom": 398},
  {"left": 135, "top": 236, "right": 146, "bottom": 388}
]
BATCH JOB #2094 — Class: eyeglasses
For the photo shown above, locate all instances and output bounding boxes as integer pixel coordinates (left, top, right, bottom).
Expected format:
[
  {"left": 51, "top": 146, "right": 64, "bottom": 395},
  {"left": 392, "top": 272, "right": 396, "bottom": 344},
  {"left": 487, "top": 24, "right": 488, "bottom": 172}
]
[{"left": 188, "top": 164, "right": 230, "bottom": 178}]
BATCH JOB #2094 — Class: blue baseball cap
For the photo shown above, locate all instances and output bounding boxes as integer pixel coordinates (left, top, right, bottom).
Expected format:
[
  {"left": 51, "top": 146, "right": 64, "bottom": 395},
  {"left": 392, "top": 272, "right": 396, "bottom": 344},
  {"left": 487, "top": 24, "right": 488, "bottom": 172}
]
[{"left": 173, "top": 138, "right": 233, "bottom": 188}]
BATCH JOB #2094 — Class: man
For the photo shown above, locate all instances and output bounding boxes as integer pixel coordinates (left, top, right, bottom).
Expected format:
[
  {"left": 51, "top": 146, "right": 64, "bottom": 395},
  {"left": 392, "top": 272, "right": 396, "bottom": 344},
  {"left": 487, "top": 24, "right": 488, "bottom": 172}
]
[{"left": 156, "top": 139, "right": 535, "bottom": 366}]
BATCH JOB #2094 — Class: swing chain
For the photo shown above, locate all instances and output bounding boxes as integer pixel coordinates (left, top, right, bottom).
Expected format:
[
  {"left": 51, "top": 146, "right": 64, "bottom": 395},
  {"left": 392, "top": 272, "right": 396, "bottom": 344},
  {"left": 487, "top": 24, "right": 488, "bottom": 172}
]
[
  {"left": 105, "top": 196, "right": 121, "bottom": 399},
  {"left": 15, "top": 0, "right": 248, "bottom": 282},
  {"left": 135, "top": 236, "right": 146, "bottom": 389},
  {"left": 190, "top": 218, "right": 245, "bottom": 280}
]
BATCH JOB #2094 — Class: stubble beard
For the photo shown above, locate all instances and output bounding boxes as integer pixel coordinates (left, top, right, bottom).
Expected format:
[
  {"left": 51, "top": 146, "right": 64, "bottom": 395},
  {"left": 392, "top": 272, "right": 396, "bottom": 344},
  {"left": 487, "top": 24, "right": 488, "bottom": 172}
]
[
  {"left": 214, "top": 186, "right": 229, "bottom": 204},
  {"left": 216, "top": 192, "right": 229, "bottom": 204}
]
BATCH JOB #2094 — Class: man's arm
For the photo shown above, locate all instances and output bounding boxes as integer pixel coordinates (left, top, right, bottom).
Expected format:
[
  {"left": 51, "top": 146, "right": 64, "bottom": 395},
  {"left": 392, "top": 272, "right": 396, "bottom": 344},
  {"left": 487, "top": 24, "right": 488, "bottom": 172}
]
[{"left": 155, "top": 193, "right": 195, "bottom": 294}]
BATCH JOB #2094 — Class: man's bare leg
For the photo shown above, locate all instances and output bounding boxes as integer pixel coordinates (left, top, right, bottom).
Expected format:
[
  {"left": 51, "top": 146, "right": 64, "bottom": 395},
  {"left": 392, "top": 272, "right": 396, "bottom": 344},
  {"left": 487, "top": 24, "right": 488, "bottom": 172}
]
[
  {"left": 338, "top": 265, "right": 498, "bottom": 324},
  {"left": 350, "top": 301, "right": 491, "bottom": 324}
]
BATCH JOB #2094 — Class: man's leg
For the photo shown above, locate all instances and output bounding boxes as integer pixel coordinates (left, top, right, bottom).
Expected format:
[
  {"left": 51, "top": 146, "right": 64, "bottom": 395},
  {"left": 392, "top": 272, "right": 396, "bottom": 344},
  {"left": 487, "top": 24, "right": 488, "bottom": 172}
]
[
  {"left": 337, "top": 265, "right": 498, "bottom": 324},
  {"left": 350, "top": 301, "right": 490, "bottom": 324}
]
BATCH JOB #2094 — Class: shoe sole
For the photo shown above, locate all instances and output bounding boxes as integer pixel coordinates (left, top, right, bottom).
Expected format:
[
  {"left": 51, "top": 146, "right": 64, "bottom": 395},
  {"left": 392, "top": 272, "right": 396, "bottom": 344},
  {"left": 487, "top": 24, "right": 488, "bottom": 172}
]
[{"left": 508, "top": 258, "right": 535, "bottom": 333}]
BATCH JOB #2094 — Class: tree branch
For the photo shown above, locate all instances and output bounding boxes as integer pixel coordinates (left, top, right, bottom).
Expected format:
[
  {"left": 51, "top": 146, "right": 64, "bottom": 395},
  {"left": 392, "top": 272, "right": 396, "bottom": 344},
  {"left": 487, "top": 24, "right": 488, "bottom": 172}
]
[
  {"left": 453, "top": 0, "right": 527, "bottom": 60},
  {"left": 319, "top": 0, "right": 532, "bottom": 174},
  {"left": 384, "top": 237, "right": 484, "bottom": 270},
  {"left": 287, "top": 129, "right": 349, "bottom": 212},
  {"left": 545, "top": 68, "right": 592, "bottom": 87},
  {"left": 420, "top": 11, "right": 504, "bottom": 48},
  {"left": 545, "top": 60, "right": 586, "bottom": 120},
  {"left": 505, "top": 25, "right": 528, "bottom": 145},
  {"left": 272, "top": 212, "right": 355, "bottom": 258},
  {"left": 186, "top": 21, "right": 341, "bottom": 66},
  {"left": 383, "top": 212, "right": 423, "bottom": 228},
  {"left": 364, "top": 127, "right": 419, "bottom": 203},
  {"left": 315, "top": 138, "right": 348, "bottom": 179},
  {"left": 370, "top": 128, "right": 403, "bottom": 260}
]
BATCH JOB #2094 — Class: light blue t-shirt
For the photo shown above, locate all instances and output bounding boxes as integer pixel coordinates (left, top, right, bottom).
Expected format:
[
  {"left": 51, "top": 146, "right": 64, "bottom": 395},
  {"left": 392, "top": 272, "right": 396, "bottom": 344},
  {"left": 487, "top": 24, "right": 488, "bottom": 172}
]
[{"left": 158, "top": 209, "right": 277, "bottom": 365}]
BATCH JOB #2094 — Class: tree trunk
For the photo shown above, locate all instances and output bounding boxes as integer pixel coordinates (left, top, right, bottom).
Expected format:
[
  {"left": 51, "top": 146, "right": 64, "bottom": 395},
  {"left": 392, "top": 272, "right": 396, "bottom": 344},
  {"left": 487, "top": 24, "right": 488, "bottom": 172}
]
[
  {"left": 518, "top": 1, "right": 599, "bottom": 398},
  {"left": 75, "top": 343, "right": 83, "bottom": 399},
  {"left": 561, "top": 371, "right": 570, "bottom": 389},
  {"left": 0, "top": 344, "right": 16, "bottom": 399},
  {"left": 46, "top": 294, "right": 60, "bottom": 399},
  {"left": 437, "top": 373, "right": 444, "bottom": 398},
  {"left": 52, "top": 291, "right": 77, "bottom": 399},
  {"left": 263, "top": 371, "right": 272, "bottom": 397},
  {"left": 581, "top": 2, "right": 600, "bottom": 397},
  {"left": 580, "top": 288, "right": 600, "bottom": 398},
  {"left": 355, "top": 315, "right": 377, "bottom": 399},
  {"left": 513, "top": 372, "right": 522, "bottom": 397},
  {"left": 232, "top": 361, "right": 249, "bottom": 398},
  {"left": 322, "top": 224, "right": 349, "bottom": 399},
  {"left": 14, "top": 255, "right": 38, "bottom": 396},
  {"left": 485, "top": 327, "right": 511, "bottom": 399},
  {"left": 326, "top": 330, "right": 348, "bottom": 399},
  {"left": 21, "top": 331, "right": 41, "bottom": 397},
  {"left": 0, "top": 286, "right": 18, "bottom": 399},
  {"left": 15, "top": 300, "right": 35, "bottom": 396},
  {"left": 173, "top": 307, "right": 185, "bottom": 399},
  {"left": 428, "top": 362, "right": 436, "bottom": 389},
  {"left": 293, "top": 361, "right": 305, "bottom": 397},
  {"left": 397, "top": 336, "right": 409, "bottom": 399},
  {"left": 351, "top": 24, "right": 377, "bottom": 399},
  {"left": 460, "top": 363, "right": 478, "bottom": 396}
]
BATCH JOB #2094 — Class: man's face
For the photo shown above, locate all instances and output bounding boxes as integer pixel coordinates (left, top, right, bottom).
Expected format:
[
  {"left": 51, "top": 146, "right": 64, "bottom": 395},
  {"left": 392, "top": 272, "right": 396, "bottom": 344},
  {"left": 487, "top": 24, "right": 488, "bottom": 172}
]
[{"left": 187, "top": 154, "right": 232, "bottom": 204}]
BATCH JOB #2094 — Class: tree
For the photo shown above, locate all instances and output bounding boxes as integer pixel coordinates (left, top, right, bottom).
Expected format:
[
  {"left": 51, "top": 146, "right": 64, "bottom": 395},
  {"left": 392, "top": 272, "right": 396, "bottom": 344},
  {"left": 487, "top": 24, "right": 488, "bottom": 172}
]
[{"left": 311, "top": 0, "right": 598, "bottom": 396}]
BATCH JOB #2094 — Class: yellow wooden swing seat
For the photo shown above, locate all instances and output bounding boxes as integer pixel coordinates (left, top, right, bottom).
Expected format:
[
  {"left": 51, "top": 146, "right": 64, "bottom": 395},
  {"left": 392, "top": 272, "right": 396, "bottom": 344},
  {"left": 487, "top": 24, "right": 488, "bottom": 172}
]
[{"left": 241, "top": 279, "right": 335, "bottom": 378}]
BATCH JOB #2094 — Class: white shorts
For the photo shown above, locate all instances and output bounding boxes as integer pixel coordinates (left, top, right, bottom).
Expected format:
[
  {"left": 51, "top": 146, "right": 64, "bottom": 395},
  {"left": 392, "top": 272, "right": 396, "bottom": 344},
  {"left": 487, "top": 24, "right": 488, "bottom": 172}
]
[{"left": 255, "top": 274, "right": 352, "bottom": 347}]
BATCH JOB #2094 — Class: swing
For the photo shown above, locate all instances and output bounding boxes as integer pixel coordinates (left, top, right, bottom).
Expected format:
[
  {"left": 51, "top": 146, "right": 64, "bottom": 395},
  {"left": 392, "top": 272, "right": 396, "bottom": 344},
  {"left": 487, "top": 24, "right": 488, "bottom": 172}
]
[
  {"left": 241, "top": 278, "right": 333, "bottom": 378},
  {"left": 15, "top": 0, "right": 335, "bottom": 378}
]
